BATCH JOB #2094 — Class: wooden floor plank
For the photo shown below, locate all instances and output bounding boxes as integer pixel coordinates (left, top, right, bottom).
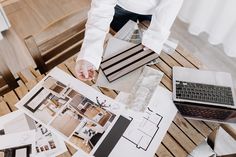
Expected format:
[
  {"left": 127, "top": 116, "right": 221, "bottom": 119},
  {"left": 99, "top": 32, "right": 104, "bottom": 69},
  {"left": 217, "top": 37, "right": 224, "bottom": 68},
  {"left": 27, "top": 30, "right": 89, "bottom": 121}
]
[
  {"left": 170, "top": 51, "right": 196, "bottom": 68},
  {"left": 162, "top": 133, "right": 188, "bottom": 157},
  {"left": 0, "top": 100, "right": 11, "bottom": 116},
  {"left": 57, "top": 63, "right": 72, "bottom": 75},
  {"left": 175, "top": 46, "right": 204, "bottom": 69},
  {"left": 159, "top": 52, "right": 180, "bottom": 68},
  {"left": 3, "top": 90, "right": 19, "bottom": 111},
  {"left": 29, "top": 66, "right": 44, "bottom": 81},
  {"left": 160, "top": 74, "right": 172, "bottom": 91},
  {"left": 63, "top": 57, "right": 77, "bottom": 77},
  {"left": 174, "top": 113, "right": 205, "bottom": 145},
  {"left": 186, "top": 119, "right": 213, "bottom": 138},
  {"left": 204, "top": 121, "right": 219, "bottom": 131},
  {"left": 156, "top": 144, "right": 174, "bottom": 157},
  {"left": 168, "top": 123, "right": 196, "bottom": 154},
  {"left": 14, "top": 80, "right": 28, "bottom": 99},
  {"left": 17, "top": 71, "right": 38, "bottom": 90}
]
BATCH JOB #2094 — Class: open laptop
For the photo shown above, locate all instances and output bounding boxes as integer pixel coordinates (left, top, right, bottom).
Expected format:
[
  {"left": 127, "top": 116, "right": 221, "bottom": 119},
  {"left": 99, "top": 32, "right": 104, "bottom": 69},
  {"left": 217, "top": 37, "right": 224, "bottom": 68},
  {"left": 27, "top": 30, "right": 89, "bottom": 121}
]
[{"left": 172, "top": 66, "right": 236, "bottom": 123}]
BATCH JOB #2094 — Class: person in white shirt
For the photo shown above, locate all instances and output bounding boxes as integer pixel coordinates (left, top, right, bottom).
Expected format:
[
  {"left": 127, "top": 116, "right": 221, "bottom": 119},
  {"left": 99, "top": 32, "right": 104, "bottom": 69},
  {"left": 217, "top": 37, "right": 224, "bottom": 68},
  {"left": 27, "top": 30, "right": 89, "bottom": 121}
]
[{"left": 75, "top": 0, "right": 183, "bottom": 81}]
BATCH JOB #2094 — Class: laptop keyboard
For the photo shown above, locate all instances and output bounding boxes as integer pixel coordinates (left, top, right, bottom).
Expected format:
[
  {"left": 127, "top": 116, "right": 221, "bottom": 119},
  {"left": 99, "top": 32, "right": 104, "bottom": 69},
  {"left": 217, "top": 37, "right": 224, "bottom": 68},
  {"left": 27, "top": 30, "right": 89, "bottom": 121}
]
[
  {"left": 176, "top": 103, "right": 232, "bottom": 120},
  {"left": 176, "top": 81, "right": 234, "bottom": 105}
]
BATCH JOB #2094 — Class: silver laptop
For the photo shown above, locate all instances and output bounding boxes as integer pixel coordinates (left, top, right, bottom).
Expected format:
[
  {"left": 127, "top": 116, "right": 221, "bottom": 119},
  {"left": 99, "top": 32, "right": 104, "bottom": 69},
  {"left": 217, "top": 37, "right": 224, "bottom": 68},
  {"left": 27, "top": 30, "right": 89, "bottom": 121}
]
[{"left": 172, "top": 66, "right": 236, "bottom": 123}]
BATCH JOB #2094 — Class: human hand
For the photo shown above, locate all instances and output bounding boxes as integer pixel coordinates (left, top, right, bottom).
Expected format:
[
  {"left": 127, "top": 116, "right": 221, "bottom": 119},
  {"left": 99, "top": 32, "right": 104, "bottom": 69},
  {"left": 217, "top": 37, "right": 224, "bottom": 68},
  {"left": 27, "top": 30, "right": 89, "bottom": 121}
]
[{"left": 75, "top": 60, "right": 96, "bottom": 81}]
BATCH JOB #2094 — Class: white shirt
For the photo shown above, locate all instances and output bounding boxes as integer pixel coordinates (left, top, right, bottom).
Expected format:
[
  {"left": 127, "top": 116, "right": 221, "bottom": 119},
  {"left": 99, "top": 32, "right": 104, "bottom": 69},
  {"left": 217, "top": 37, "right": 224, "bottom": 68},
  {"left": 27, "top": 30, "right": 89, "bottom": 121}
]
[{"left": 77, "top": 0, "right": 183, "bottom": 70}]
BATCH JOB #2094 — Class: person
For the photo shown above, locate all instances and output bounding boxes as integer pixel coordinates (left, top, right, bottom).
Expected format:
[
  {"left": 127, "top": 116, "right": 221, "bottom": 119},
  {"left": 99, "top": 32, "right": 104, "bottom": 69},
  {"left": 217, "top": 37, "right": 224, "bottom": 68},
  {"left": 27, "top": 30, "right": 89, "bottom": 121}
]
[{"left": 75, "top": 0, "right": 183, "bottom": 81}]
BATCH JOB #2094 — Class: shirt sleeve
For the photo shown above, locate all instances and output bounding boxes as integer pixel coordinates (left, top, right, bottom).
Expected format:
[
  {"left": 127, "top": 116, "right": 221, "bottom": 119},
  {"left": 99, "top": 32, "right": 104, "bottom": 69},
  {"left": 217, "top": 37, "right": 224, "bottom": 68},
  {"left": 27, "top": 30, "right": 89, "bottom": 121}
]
[
  {"left": 142, "top": 0, "right": 183, "bottom": 54},
  {"left": 76, "top": 0, "right": 117, "bottom": 70}
]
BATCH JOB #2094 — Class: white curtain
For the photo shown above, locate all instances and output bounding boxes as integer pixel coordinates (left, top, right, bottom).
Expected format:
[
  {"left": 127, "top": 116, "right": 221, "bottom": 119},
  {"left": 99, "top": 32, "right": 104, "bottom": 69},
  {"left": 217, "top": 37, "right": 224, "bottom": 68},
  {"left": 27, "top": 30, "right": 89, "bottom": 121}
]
[{"left": 178, "top": 0, "right": 236, "bottom": 57}]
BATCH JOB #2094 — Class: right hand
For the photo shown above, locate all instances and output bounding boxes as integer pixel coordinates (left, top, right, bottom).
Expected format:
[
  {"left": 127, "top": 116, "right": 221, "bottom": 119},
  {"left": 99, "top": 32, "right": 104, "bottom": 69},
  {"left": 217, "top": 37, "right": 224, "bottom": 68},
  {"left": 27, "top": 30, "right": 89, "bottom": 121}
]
[{"left": 75, "top": 60, "right": 96, "bottom": 81}]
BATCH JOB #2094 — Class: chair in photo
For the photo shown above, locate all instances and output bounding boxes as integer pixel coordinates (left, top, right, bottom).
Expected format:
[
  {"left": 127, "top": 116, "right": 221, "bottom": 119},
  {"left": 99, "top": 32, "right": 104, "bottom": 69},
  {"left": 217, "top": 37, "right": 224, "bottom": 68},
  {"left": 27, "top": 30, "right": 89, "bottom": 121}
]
[
  {"left": 0, "top": 56, "right": 18, "bottom": 95},
  {"left": 24, "top": 7, "right": 89, "bottom": 74}
]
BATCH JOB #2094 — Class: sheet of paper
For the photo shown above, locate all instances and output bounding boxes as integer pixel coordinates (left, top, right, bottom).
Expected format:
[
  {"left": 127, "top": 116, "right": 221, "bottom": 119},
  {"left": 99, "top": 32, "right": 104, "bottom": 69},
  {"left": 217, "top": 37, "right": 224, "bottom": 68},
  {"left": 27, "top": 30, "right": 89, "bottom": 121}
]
[
  {"left": 214, "top": 126, "right": 236, "bottom": 156},
  {"left": 0, "top": 110, "right": 67, "bottom": 157},
  {"left": 114, "top": 20, "right": 178, "bottom": 55},
  {"left": 96, "top": 37, "right": 143, "bottom": 92},
  {"left": 188, "top": 141, "right": 216, "bottom": 157},
  {"left": 16, "top": 68, "right": 125, "bottom": 157},
  {"left": 0, "top": 130, "right": 35, "bottom": 149},
  {"left": 112, "top": 86, "right": 178, "bottom": 157},
  {"left": 0, "top": 130, "right": 35, "bottom": 157}
]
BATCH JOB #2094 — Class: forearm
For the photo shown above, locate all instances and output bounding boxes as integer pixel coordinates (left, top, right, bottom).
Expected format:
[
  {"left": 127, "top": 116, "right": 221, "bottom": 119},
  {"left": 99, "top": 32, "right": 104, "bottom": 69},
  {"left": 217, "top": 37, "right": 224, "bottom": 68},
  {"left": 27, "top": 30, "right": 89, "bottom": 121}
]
[
  {"left": 77, "top": 0, "right": 117, "bottom": 70},
  {"left": 142, "top": 0, "right": 183, "bottom": 53}
]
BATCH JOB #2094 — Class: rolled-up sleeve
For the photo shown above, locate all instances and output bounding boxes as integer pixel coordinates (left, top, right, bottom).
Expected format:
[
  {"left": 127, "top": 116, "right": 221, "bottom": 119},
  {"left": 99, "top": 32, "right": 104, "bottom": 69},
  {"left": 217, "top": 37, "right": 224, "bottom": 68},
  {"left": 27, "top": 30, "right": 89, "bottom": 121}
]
[
  {"left": 76, "top": 0, "right": 117, "bottom": 70},
  {"left": 142, "top": 0, "right": 183, "bottom": 54}
]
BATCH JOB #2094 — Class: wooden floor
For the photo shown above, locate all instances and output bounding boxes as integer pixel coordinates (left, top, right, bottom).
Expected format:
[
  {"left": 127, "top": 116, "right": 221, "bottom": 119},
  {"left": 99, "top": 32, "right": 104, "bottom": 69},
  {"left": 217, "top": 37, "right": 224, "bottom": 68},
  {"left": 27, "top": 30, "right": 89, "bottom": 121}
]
[{"left": 0, "top": 0, "right": 90, "bottom": 74}]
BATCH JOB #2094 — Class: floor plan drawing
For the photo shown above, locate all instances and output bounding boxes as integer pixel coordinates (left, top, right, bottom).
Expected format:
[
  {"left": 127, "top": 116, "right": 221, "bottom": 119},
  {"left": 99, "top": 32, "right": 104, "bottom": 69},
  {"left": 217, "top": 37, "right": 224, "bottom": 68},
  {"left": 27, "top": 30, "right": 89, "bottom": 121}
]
[{"left": 122, "top": 107, "right": 163, "bottom": 151}]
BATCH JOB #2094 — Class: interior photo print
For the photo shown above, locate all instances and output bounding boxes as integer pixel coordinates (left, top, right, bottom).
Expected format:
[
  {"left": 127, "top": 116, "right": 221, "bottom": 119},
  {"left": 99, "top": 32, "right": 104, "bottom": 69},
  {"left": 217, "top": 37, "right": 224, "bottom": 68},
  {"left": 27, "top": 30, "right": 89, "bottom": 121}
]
[
  {"left": 0, "top": 110, "right": 67, "bottom": 157},
  {"left": 0, "top": 129, "right": 35, "bottom": 157},
  {"left": 16, "top": 73, "right": 120, "bottom": 155},
  {"left": 0, "top": 144, "right": 32, "bottom": 157},
  {"left": 22, "top": 77, "right": 70, "bottom": 124}
]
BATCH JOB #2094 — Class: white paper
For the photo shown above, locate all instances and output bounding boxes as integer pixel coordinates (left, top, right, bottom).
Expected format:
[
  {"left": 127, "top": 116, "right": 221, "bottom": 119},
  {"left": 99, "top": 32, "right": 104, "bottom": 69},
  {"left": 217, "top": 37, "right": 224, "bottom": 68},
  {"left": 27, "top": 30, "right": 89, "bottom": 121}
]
[
  {"left": 0, "top": 130, "right": 35, "bottom": 149},
  {"left": 16, "top": 68, "right": 124, "bottom": 157},
  {"left": 0, "top": 110, "right": 67, "bottom": 157},
  {"left": 188, "top": 141, "right": 216, "bottom": 157},
  {"left": 214, "top": 126, "right": 236, "bottom": 156},
  {"left": 112, "top": 86, "right": 178, "bottom": 157}
]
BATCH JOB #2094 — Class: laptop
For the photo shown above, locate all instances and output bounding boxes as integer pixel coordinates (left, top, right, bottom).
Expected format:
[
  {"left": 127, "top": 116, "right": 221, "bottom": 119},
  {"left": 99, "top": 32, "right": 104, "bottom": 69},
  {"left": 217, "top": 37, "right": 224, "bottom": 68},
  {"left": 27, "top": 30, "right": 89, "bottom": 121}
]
[{"left": 172, "top": 66, "right": 236, "bottom": 123}]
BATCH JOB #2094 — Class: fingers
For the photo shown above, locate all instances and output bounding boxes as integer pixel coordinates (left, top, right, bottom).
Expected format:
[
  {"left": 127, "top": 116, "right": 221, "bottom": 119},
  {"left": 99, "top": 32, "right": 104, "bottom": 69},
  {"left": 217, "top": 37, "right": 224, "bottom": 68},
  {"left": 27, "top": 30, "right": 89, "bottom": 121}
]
[
  {"left": 75, "top": 60, "right": 96, "bottom": 81},
  {"left": 82, "top": 64, "right": 89, "bottom": 79},
  {"left": 77, "top": 68, "right": 95, "bottom": 81}
]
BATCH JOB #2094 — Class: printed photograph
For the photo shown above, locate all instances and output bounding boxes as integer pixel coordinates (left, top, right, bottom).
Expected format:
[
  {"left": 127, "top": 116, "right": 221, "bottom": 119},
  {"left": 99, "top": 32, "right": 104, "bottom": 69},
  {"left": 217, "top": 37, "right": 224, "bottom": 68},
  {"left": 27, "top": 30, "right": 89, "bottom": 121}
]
[
  {"left": 23, "top": 77, "right": 70, "bottom": 124},
  {"left": 34, "top": 121, "right": 57, "bottom": 154},
  {"left": 0, "top": 111, "right": 66, "bottom": 157},
  {"left": 50, "top": 92, "right": 116, "bottom": 137},
  {"left": 0, "top": 144, "right": 32, "bottom": 157},
  {"left": 69, "top": 120, "right": 109, "bottom": 153},
  {"left": 16, "top": 73, "right": 119, "bottom": 155}
]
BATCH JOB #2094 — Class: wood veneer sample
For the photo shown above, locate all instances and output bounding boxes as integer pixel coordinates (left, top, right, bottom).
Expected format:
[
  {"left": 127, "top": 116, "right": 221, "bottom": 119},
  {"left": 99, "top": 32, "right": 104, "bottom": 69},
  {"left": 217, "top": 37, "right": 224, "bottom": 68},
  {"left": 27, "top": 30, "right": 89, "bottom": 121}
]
[
  {"left": 101, "top": 44, "right": 143, "bottom": 69},
  {"left": 101, "top": 44, "right": 159, "bottom": 82}
]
